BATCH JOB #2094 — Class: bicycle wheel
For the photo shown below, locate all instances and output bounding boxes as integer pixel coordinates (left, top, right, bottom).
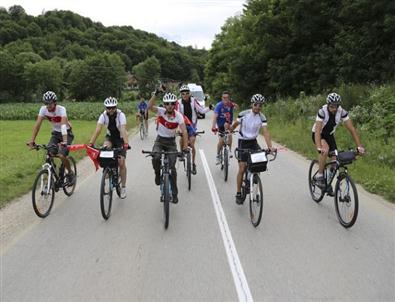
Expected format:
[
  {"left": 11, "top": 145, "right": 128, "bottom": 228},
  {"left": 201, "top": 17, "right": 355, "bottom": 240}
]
[
  {"left": 32, "top": 169, "right": 55, "bottom": 218},
  {"left": 63, "top": 156, "right": 77, "bottom": 196},
  {"left": 139, "top": 122, "right": 144, "bottom": 140},
  {"left": 334, "top": 174, "right": 359, "bottom": 228},
  {"left": 186, "top": 151, "right": 191, "bottom": 191},
  {"left": 163, "top": 174, "right": 170, "bottom": 229},
  {"left": 100, "top": 168, "right": 113, "bottom": 220},
  {"left": 250, "top": 174, "right": 263, "bottom": 227},
  {"left": 223, "top": 148, "right": 229, "bottom": 182},
  {"left": 308, "top": 160, "right": 325, "bottom": 203},
  {"left": 114, "top": 168, "right": 121, "bottom": 198}
]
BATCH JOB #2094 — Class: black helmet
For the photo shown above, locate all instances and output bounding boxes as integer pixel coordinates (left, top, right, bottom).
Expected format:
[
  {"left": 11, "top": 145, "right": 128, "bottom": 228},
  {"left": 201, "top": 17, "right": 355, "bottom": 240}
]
[{"left": 42, "top": 91, "right": 57, "bottom": 104}]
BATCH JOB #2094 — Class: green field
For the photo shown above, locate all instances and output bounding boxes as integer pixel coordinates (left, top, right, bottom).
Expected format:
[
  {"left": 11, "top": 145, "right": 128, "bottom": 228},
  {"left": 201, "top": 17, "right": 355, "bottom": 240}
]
[{"left": 0, "top": 117, "right": 137, "bottom": 207}]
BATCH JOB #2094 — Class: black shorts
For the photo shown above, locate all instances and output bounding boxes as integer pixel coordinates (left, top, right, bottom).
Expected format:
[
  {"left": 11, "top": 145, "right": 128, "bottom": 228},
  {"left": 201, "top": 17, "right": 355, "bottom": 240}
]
[
  {"left": 311, "top": 132, "right": 337, "bottom": 152},
  {"left": 139, "top": 110, "right": 148, "bottom": 120},
  {"left": 48, "top": 130, "right": 74, "bottom": 156},
  {"left": 105, "top": 135, "right": 126, "bottom": 157},
  {"left": 237, "top": 139, "right": 261, "bottom": 162}
]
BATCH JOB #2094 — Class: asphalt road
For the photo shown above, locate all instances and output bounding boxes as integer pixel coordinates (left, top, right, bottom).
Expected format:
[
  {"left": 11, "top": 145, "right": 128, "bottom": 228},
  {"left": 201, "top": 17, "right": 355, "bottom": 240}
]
[{"left": 1, "top": 112, "right": 394, "bottom": 302}]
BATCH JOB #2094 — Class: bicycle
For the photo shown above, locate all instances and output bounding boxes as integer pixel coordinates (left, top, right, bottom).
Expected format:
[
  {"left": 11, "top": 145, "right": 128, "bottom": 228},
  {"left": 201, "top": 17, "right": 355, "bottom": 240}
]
[
  {"left": 95, "top": 146, "right": 129, "bottom": 220},
  {"left": 308, "top": 149, "right": 360, "bottom": 228},
  {"left": 179, "top": 130, "right": 204, "bottom": 191},
  {"left": 218, "top": 130, "right": 237, "bottom": 182},
  {"left": 139, "top": 114, "right": 147, "bottom": 140},
  {"left": 142, "top": 150, "right": 184, "bottom": 229},
  {"left": 235, "top": 148, "right": 277, "bottom": 227},
  {"left": 30, "top": 144, "right": 77, "bottom": 218}
]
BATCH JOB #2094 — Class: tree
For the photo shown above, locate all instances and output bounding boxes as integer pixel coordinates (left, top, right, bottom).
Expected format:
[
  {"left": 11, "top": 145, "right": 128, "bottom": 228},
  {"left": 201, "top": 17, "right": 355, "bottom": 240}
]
[{"left": 132, "top": 56, "right": 161, "bottom": 95}]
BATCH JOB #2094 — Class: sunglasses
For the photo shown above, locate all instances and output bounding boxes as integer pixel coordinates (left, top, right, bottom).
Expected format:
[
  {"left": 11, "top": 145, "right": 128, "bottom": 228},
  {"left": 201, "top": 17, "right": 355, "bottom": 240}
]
[
  {"left": 328, "top": 104, "right": 339, "bottom": 109},
  {"left": 163, "top": 102, "right": 176, "bottom": 106},
  {"left": 253, "top": 103, "right": 262, "bottom": 107},
  {"left": 106, "top": 106, "right": 117, "bottom": 110},
  {"left": 181, "top": 92, "right": 190, "bottom": 95}
]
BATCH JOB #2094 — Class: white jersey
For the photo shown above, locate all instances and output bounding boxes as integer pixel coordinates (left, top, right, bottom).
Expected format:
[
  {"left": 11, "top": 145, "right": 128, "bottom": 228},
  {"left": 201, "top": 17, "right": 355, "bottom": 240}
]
[
  {"left": 237, "top": 109, "right": 267, "bottom": 140},
  {"left": 97, "top": 109, "right": 127, "bottom": 137},
  {"left": 156, "top": 107, "right": 184, "bottom": 138},
  {"left": 38, "top": 105, "right": 71, "bottom": 132},
  {"left": 175, "top": 96, "right": 210, "bottom": 125},
  {"left": 311, "top": 105, "right": 349, "bottom": 135}
]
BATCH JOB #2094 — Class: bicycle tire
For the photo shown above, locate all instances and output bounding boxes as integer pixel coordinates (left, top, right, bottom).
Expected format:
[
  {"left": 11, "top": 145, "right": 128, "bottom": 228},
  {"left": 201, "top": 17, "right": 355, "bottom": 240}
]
[
  {"left": 308, "top": 160, "right": 325, "bottom": 203},
  {"left": 186, "top": 151, "right": 191, "bottom": 191},
  {"left": 250, "top": 174, "right": 263, "bottom": 227},
  {"left": 100, "top": 167, "right": 113, "bottom": 220},
  {"left": 334, "top": 174, "right": 359, "bottom": 228},
  {"left": 139, "top": 122, "right": 144, "bottom": 140},
  {"left": 224, "top": 148, "right": 229, "bottom": 182},
  {"left": 63, "top": 156, "right": 77, "bottom": 196},
  {"left": 163, "top": 173, "right": 170, "bottom": 229},
  {"left": 115, "top": 168, "right": 121, "bottom": 198},
  {"left": 32, "top": 169, "right": 55, "bottom": 218}
]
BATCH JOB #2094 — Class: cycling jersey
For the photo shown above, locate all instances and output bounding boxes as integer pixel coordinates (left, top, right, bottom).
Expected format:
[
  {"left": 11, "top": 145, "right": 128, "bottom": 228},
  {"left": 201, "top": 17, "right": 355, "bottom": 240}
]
[
  {"left": 237, "top": 109, "right": 267, "bottom": 140},
  {"left": 312, "top": 105, "right": 349, "bottom": 135},
  {"left": 156, "top": 107, "right": 184, "bottom": 138},
  {"left": 38, "top": 105, "right": 71, "bottom": 132},
  {"left": 214, "top": 101, "right": 235, "bottom": 127},
  {"left": 98, "top": 110, "right": 127, "bottom": 138},
  {"left": 176, "top": 96, "right": 209, "bottom": 125},
  {"left": 137, "top": 101, "right": 148, "bottom": 111}
]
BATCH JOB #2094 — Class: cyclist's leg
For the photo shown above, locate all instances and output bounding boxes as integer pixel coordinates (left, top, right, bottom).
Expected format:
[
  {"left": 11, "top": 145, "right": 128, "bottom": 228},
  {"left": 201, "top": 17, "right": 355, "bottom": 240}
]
[
  {"left": 225, "top": 122, "right": 232, "bottom": 151},
  {"left": 163, "top": 139, "right": 178, "bottom": 197},
  {"left": 112, "top": 137, "right": 126, "bottom": 187},
  {"left": 189, "top": 135, "right": 196, "bottom": 164},
  {"left": 237, "top": 139, "right": 250, "bottom": 193},
  {"left": 144, "top": 111, "right": 149, "bottom": 131},
  {"left": 217, "top": 126, "right": 225, "bottom": 155},
  {"left": 152, "top": 137, "right": 164, "bottom": 184}
]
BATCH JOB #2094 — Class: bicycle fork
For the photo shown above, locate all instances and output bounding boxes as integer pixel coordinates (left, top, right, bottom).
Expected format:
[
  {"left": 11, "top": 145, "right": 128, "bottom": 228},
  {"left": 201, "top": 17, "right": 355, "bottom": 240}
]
[{"left": 41, "top": 163, "right": 52, "bottom": 194}]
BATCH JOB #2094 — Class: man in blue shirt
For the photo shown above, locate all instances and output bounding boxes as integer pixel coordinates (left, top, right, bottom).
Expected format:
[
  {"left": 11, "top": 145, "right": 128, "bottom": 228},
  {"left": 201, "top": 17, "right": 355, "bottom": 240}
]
[
  {"left": 211, "top": 91, "right": 237, "bottom": 164},
  {"left": 136, "top": 96, "right": 149, "bottom": 135}
]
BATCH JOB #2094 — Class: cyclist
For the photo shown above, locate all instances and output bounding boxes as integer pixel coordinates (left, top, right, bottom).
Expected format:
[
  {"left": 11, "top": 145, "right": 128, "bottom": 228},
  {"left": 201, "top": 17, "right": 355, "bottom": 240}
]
[
  {"left": 312, "top": 92, "right": 365, "bottom": 194},
  {"left": 136, "top": 96, "right": 149, "bottom": 135},
  {"left": 27, "top": 91, "right": 75, "bottom": 183},
  {"left": 176, "top": 84, "right": 212, "bottom": 174},
  {"left": 88, "top": 97, "right": 130, "bottom": 199},
  {"left": 148, "top": 89, "right": 188, "bottom": 204},
  {"left": 211, "top": 91, "right": 236, "bottom": 164},
  {"left": 230, "top": 94, "right": 275, "bottom": 204}
]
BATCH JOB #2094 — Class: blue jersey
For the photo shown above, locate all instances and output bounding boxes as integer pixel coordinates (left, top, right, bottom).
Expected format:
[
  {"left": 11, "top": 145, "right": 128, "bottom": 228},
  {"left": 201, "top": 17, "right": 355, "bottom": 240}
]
[
  {"left": 214, "top": 101, "right": 235, "bottom": 127},
  {"left": 137, "top": 101, "right": 148, "bottom": 111}
]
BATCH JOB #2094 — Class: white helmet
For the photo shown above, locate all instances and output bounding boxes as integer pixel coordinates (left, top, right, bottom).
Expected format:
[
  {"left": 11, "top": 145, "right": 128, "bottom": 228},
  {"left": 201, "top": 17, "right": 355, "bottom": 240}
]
[
  {"left": 179, "top": 84, "right": 190, "bottom": 92},
  {"left": 43, "top": 91, "right": 57, "bottom": 104},
  {"left": 250, "top": 94, "right": 265, "bottom": 104},
  {"left": 326, "top": 92, "right": 341, "bottom": 105},
  {"left": 103, "top": 97, "right": 118, "bottom": 107},
  {"left": 163, "top": 93, "right": 177, "bottom": 103}
]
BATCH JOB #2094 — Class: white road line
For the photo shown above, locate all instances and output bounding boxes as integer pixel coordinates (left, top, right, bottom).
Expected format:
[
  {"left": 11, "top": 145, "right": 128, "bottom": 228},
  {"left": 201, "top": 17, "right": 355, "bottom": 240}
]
[{"left": 199, "top": 149, "right": 254, "bottom": 302}]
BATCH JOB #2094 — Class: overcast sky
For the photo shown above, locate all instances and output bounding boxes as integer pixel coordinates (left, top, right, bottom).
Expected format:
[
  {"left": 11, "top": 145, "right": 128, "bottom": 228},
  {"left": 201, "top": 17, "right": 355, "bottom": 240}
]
[{"left": 2, "top": 0, "right": 246, "bottom": 49}]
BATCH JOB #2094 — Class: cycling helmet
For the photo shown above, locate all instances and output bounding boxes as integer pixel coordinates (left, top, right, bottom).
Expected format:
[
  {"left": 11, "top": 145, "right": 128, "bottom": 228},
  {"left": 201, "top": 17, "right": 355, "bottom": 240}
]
[
  {"left": 326, "top": 92, "right": 341, "bottom": 105},
  {"left": 163, "top": 93, "right": 177, "bottom": 103},
  {"left": 179, "top": 84, "right": 190, "bottom": 92},
  {"left": 250, "top": 94, "right": 265, "bottom": 104},
  {"left": 42, "top": 91, "right": 57, "bottom": 104},
  {"left": 103, "top": 97, "right": 118, "bottom": 107}
]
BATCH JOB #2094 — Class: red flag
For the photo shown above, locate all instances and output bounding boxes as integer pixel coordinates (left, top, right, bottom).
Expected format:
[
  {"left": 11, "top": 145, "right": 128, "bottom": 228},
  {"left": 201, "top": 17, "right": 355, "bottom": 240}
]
[{"left": 86, "top": 146, "right": 100, "bottom": 171}]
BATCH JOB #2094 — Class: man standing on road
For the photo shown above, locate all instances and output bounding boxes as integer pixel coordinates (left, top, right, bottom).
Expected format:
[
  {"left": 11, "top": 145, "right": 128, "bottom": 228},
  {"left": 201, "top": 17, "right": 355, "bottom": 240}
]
[
  {"left": 230, "top": 94, "right": 275, "bottom": 204},
  {"left": 27, "top": 91, "right": 75, "bottom": 183},
  {"left": 176, "top": 84, "right": 212, "bottom": 174},
  {"left": 312, "top": 92, "right": 365, "bottom": 195},
  {"left": 211, "top": 91, "right": 237, "bottom": 164},
  {"left": 148, "top": 87, "right": 189, "bottom": 204},
  {"left": 88, "top": 97, "right": 130, "bottom": 199}
]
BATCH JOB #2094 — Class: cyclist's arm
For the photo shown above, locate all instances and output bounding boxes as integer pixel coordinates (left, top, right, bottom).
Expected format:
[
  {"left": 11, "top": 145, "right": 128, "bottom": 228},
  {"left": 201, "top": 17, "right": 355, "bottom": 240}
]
[
  {"left": 343, "top": 119, "right": 362, "bottom": 148},
  {"left": 29, "top": 115, "right": 44, "bottom": 146},
  {"left": 211, "top": 112, "right": 218, "bottom": 129},
  {"left": 230, "top": 120, "right": 239, "bottom": 132},
  {"left": 179, "top": 123, "right": 189, "bottom": 150},
  {"left": 314, "top": 121, "right": 324, "bottom": 150},
  {"left": 89, "top": 123, "right": 103, "bottom": 145},
  {"left": 60, "top": 116, "right": 69, "bottom": 144},
  {"left": 262, "top": 126, "right": 273, "bottom": 149},
  {"left": 120, "top": 124, "right": 129, "bottom": 145},
  {"left": 148, "top": 94, "right": 158, "bottom": 114}
]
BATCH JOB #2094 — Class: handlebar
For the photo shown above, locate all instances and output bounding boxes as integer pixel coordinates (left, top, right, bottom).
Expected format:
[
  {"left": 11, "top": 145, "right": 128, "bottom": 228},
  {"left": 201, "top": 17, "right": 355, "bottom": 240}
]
[
  {"left": 142, "top": 150, "right": 185, "bottom": 157},
  {"left": 235, "top": 148, "right": 278, "bottom": 161}
]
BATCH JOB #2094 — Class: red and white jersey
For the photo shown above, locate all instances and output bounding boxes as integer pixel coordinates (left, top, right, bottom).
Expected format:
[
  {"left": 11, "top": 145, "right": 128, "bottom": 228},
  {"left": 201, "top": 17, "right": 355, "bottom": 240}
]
[
  {"left": 38, "top": 105, "right": 71, "bottom": 132},
  {"left": 156, "top": 107, "right": 184, "bottom": 137}
]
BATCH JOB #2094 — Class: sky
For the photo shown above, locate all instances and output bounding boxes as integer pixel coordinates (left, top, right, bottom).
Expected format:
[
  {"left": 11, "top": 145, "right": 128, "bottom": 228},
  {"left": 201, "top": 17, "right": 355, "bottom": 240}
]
[{"left": 1, "top": 0, "right": 246, "bottom": 49}]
